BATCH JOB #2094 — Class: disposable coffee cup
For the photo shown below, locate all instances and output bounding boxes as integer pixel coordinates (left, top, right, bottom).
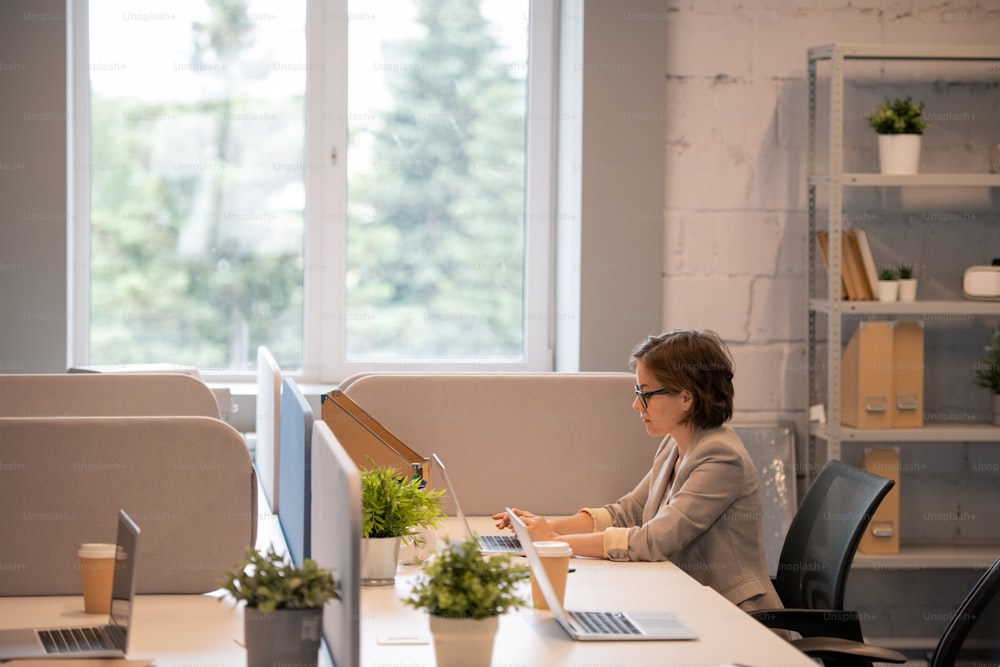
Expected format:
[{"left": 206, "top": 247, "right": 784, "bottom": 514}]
[
  {"left": 79, "top": 543, "right": 116, "bottom": 614},
  {"left": 529, "top": 541, "right": 573, "bottom": 610}
]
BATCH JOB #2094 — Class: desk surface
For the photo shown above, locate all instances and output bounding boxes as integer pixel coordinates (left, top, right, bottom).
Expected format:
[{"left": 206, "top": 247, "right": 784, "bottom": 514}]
[
  {"left": 363, "top": 517, "right": 814, "bottom": 667},
  {"left": 0, "top": 516, "right": 813, "bottom": 667}
]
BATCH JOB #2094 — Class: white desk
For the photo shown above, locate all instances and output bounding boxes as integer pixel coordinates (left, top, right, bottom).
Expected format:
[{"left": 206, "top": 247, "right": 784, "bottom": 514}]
[
  {"left": 360, "top": 518, "right": 816, "bottom": 667},
  {"left": 0, "top": 516, "right": 814, "bottom": 667}
]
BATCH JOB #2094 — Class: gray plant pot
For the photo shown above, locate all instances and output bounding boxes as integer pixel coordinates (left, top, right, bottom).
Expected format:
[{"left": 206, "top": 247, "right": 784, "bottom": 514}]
[
  {"left": 361, "top": 536, "right": 401, "bottom": 585},
  {"left": 244, "top": 607, "right": 323, "bottom": 667}
]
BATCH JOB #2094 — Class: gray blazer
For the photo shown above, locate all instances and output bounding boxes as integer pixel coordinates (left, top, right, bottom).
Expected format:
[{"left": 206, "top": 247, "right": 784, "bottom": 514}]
[{"left": 587, "top": 426, "right": 783, "bottom": 611}]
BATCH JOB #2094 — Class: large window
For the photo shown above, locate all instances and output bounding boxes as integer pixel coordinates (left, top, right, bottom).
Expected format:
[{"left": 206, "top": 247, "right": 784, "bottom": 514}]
[{"left": 71, "top": 0, "right": 555, "bottom": 381}]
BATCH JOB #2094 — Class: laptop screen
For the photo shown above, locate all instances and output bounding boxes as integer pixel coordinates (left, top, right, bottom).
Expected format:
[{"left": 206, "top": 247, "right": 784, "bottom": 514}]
[{"left": 108, "top": 511, "right": 140, "bottom": 648}]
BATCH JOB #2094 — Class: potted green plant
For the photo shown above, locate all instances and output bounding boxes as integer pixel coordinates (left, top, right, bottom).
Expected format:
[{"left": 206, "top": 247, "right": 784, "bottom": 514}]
[
  {"left": 897, "top": 263, "right": 917, "bottom": 302},
  {"left": 974, "top": 325, "right": 1000, "bottom": 425},
  {"left": 403, "top": 538, "right": 529, "bottom": 667},
  {"left": 361, "top": 464, "right": 445, "bottom": 585},
  {"left": 222, "top": 546, "right": 339, "bottom": 667},
  {"left": 877, "top": 266, "right": 898, "bottom": 302},
  {"left": 866, "top": 96, "right": 928, "bottom": 174}
]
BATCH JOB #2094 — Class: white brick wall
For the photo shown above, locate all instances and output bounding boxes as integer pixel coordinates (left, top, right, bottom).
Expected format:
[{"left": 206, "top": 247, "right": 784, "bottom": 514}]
[{"left": 661, "top": 0, "right": 1000, "bottom": 424}]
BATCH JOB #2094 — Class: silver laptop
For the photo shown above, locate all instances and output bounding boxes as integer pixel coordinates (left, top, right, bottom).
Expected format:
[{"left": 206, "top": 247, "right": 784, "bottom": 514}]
[
  {"left": 432, "top": 453, "right": 521, "bottom": 553},
  {"left": 0, "top": 509, "right": 141, "bottom": 659},
  {"left": 505, "top": 508, "right": 697, "bottom": 641}
]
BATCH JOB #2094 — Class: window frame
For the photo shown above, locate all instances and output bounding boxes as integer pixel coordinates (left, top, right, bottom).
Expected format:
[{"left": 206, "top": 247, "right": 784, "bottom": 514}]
[{"left": 69, "top": 0, "right": 557, "bottom": 383}]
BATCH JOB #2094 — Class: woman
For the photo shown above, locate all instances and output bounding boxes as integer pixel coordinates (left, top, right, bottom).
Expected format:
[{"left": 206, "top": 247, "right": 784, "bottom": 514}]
[{"left": 494, "top": 329, "right": 783, "bottom": 613}]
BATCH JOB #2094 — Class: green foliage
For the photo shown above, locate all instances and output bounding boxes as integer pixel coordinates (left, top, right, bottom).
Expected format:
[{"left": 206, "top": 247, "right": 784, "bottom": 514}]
[
  {"left": 897, "top": 264, "right": 914, "bottom": 280},
  {"left": 974, "top": 326, "right": 1000, "bottom": 394},
  {"left": 878, "top": 267, "right": 897, "bottom": 281},
  {"left": 361, "top": 465, "right": 446, "bottom": 539},
  {"left": 222, "top": 547, "right": 338, "bottom": 612},
  {"left": 403, "top": 538, "right": 528, "bottom": 619},
  {"left": 866, "top": 96, "right": 928, "bottom": 135}
]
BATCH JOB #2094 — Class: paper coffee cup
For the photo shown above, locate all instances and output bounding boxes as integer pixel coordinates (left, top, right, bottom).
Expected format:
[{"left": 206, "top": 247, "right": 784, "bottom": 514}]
[
  {"left": 79, "top": 543, "right": 117, "bottom": 614},
  {"left": 529, "top": 540, "right": 572, "bottom": 610}
]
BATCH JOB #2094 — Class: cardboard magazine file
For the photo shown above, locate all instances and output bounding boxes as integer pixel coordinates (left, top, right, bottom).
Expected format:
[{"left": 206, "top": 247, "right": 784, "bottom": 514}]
[
  {"left": 840, "top": 321, "right": 893, "bottom": 429},
  {"left": 892, "top": 321, "right": 924, "bottom": 428},
  {"left": 858, "top": 447, "right": 901, "bottom": 554},
  {"left": 320, "top": 389, "right": 430, "bottom": 482}
]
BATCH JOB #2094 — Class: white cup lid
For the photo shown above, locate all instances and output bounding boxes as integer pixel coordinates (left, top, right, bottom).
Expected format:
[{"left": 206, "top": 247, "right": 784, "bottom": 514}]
[
  {"left": 79, "top": 543, "right": 116, "bottom": 558},
  {"left": 534, "top": 540, "right": 573, "bottom": 557}
]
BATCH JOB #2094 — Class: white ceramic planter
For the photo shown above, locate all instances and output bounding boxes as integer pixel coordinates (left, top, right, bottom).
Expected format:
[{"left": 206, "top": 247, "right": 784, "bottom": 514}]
[
  {"left": 360, "top": 536, "right": 401, "bottom": 586},
  {"left": 430, "top": 614, "right": 499, "bottom": 667},
  {"left": 877, "top": 280, "right": 899, "bottom": 302},
  {"left": 897, "top": 278, "right": 917, "bottom": 302},
  {"left": 877, "top": 134, "right": 922, "bottom": 174}
]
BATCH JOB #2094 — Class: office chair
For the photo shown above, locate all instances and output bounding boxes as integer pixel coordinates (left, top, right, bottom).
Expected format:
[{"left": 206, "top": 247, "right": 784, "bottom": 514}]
[
  {"left": 752, "top": 459, "right": 896, "bottom": 644},
  {"left": 793, "top": 553, "right": 1000, "bottom": 667}
]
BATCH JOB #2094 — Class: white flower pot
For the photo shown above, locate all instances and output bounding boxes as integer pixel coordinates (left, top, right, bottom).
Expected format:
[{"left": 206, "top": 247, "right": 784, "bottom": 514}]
[
  {"left": 360, "top": 536, "right": 401, "bottom": 586},
  {"left": 897, "top": 278, "right": 917, "bottom": 302},
  {"left": 429, "top": 614, "right": 499, "bottom": 667},
  {"left": 877, "top": 134, "right": 922, "bottom": 174},
  {"left": 877, "top": 280, "right": 899, "bottom": 302}
]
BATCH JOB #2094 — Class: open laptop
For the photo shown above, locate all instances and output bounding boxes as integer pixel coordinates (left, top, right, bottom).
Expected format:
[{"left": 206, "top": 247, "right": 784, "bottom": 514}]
[
  {"left": 432, "top": 453, "right": 522, "bottom": 553},
  {"left": 505, "top": 508, "right": 697, "bottom": 641},
  {"left": 0, "top": 509, "right": 141, "bottom": 659}
]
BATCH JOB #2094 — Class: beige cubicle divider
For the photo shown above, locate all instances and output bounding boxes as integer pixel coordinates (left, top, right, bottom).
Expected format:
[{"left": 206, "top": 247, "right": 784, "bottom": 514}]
[
  {"left": 0, "top": 416, "right": 257, "bottom": 596},
  {"left": 0, "top": 373, "right": 221, "bottom": 419},
  {"left": 339, "top": 373, "right": 651, "bottom": 516}
]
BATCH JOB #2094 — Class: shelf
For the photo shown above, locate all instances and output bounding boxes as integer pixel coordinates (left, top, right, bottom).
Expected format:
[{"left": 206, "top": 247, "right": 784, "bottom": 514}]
[
  {"left": 809, "top": 299, "right": 1000, "bottom": 317},
  {"left": 810, "top": 422, "right": 1000, "bottom": 443},
  {"left": 809, "top": 42, "right": 1000, "bottom": 61},
  {"left": 853, "top": 545, "right": 1000, "bottom": 570},
  {"left": 810, "top": 173, "right": 1000, "bottom": 188}
]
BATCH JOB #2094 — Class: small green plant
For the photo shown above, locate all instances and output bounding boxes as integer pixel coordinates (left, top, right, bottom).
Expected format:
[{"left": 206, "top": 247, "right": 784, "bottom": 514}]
[
  {"left": 403, "top": 538, "right": 529, "bottom": 619},
  {"left": 361, "top": 464, "right": 445, "bottom": 541},
  {"left": 898, "top": 264, "right": 914, "bottom": 280},
  {"left": 974, "top": 326, "right": 1000, "bottom": 395},
  {"left": 878, "top": 267, "right": 897, "bottom": 281},
  {"left": 222, "top": 546, "right": 339, "bottom": 611},
  {"left": 866, "top": 96, "right": 928, "bottom": 135}
]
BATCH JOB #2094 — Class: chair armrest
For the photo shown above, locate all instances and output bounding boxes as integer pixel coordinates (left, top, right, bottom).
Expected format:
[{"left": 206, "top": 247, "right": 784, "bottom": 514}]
[
  {"left": 751, "top": 608, "right": 865, "bottom": 641},
  {"left": 792, "top": 636, "right": 907, "bottom": 664}
]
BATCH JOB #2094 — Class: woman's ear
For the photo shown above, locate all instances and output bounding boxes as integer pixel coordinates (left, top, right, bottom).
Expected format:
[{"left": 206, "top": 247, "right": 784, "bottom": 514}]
[{"left": 680, "top": 390, "right": 694, "bottom": 409}]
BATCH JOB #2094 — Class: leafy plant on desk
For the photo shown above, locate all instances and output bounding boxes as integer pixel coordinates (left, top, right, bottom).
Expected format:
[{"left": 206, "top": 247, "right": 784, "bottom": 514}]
[
  {"left": 897, "top": 264, "right": 914, "bottom": 280},
  {"left": 222, "top": 546, "right": 338, "bottom": 611},
  {"left": 402, "top": 538, "right": 529, "bottom": 619},
  {"left": 361, "top": 464, "right": 446, "bottom": 543},
  {"left": 866, "top": 96, "right": 928, "bottom": 135},
  {"left": 974, "top": 325, "right": 1000, "bottom": 395}
]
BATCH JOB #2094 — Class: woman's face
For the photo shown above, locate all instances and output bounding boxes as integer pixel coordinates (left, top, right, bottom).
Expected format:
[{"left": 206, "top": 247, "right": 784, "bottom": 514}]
[{"left": 633, "top": 359, "right": 690, "bottom": 437}]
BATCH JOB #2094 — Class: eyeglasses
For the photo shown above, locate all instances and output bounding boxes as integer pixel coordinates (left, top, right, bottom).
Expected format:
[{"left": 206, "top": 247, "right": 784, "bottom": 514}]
[{"left": 634, "top": 385, "right": 671, "bottom": 409}]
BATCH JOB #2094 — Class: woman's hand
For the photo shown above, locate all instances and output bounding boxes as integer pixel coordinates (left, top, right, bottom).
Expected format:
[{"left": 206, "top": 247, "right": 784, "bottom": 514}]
[
  {"left": 491, "top": 508, "right": 558, "bottom": 541},
  {"left": 492, "top": 507, "right": 536, "bottom": 530}
]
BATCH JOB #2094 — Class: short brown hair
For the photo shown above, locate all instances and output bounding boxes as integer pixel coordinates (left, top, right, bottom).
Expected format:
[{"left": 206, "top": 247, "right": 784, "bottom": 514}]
[{"left": 629, "top": 329, "right": 734, "bottom": 430}]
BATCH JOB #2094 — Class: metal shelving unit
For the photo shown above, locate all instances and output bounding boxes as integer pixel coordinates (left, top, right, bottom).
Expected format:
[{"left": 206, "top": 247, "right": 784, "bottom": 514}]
[{"left": 806, "top": 43, "right": 1000, "bottom": 570}]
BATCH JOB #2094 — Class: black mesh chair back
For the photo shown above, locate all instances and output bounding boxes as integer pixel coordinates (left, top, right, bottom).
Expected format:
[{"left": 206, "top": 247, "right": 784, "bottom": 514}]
[
  {"left": 931, "top": 554, "right": 1000, "bottom": 667},
  {"left": 774, "top": 459, "right": 894, "bottom": 611}
]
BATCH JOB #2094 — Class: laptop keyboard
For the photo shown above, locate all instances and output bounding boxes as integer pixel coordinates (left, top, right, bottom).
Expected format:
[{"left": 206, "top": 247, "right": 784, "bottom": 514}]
[
  {"left": 479, "top": 534, "right": 522, "bottom": 551},
  {"left": 571, "top": 611, "right": 642, "bottom": 636},
  {"left": 38, "top": 627, "right": 115, "bottom": 654}
]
